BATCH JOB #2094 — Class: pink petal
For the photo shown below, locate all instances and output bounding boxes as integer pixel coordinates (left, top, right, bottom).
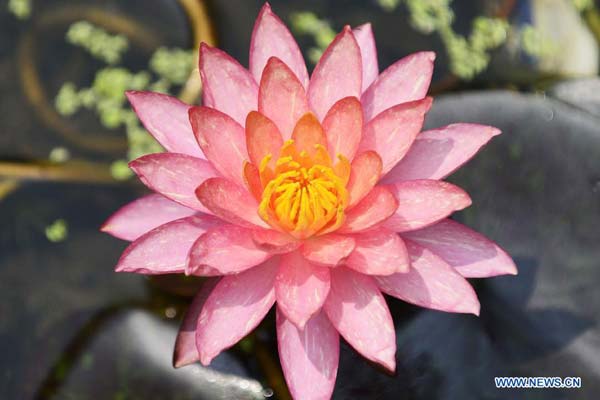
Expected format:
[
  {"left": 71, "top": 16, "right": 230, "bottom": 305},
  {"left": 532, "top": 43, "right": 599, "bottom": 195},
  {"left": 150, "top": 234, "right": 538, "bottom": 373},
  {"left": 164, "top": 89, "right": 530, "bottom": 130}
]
[
  {"left": 196, "top": 258, "right": 279, "bottom": 365},
  {"left": 339, "top": 186, "right": 398, "bottom": 233},
  {"left": 302, "top": 234, "right": 356, "bottom": 266},
  {"left": 352, "top": 23, "right": 379, "bottom": 93},
  {"left": 402, "top": 219, "right": 517, "bottom": 277},
  {"left": 252, "top": 229, "right": 300, "bottom": 254},
  {"left": 101, "top": 194, "right": 196, "bottom": 241},
  {"left": 129, "top": 153, "right": 218, "bottom": 212},
  {"left": 189, "top": 106, "right": 248, "bottom": 187},
  {"left": 383, "top": 123, "right": 502, "bottom": 183},
  {"left": 115, "top": 215, "right": 220, "bottom": 274},
  {"left": 362, "top": 52, "right": 435, "bottom": 121},
  {"left": 250, "top": 3, "right": 309, "bottom": 88},
  {"left": 126, "top": 91, "right": 204, "bottom": 158},
  {"left": 308, "top": 26, "right": 362, "bottom": 121},
  {"left": 384, "top": 180, "right": 472, "bottom": 232},
  {"left": 275, "top": 251, "right": 330, "bottom": 328},
  {"left": 376, "top": 240, "right": 480, "bottom": 314},
  {"left": 346, "top": 229, "right": 409, "bottom": 275},
  {"left": 187, "top": 224, "right": 272, "bottom": 276},
  {"left": 277, "top": 309, "right": 339, "bottom": 400},
  {"left": 346, "top": 151, "right": 382, "bottom": 209},
  {"left": 258, "top": 57, "right": 309, "bottom": 139},
  {"left": 199, "top": 43, "right": 258, "bottom": 125},
  {"left": 324, "top": 267, "right": 396, "bottom": 371},
  {"left": 359, "top": 97, "right": 432, "bottom": 175},
  {"left": 246, "top": 111, "right": 284, "bottom": 166},
  {"left": 196, "top": 178, "right": 268, "bottom": 229},
  {"left": 322, "top": 96, "right": 363, "bottom": 160},
  {"left": 173, "top": 278, "right": 220, "bottom": 368}
]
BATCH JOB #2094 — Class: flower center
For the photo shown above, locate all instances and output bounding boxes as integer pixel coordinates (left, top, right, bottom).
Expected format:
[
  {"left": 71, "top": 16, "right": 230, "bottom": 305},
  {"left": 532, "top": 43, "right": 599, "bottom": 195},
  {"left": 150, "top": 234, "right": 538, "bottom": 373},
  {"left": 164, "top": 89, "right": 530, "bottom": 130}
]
[{"left": 258, "top": 140, "right": 349, "bottom": 239}]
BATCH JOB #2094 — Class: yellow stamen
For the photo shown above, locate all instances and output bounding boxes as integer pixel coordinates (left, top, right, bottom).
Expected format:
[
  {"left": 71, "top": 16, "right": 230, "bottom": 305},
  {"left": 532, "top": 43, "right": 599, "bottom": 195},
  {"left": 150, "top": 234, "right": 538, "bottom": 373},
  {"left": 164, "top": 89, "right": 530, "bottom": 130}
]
[{"left": 257, "top": 139, "right": 348, "bottom": 239}]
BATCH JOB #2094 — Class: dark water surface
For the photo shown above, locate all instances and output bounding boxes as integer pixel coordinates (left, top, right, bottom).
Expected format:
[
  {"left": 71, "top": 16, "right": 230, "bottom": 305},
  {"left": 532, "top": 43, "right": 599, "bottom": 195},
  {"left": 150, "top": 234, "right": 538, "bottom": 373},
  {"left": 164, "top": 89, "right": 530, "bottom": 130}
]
[{"left": 1, "top": 1, "right": 600, "bottom": 399}]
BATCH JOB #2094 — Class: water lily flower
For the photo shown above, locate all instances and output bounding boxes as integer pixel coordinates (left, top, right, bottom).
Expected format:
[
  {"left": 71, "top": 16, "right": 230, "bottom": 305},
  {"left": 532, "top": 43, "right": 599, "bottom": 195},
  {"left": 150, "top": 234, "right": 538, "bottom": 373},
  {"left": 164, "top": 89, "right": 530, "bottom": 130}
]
[{"left": 102, "top": 3, "right": 517, "bottom": 399}]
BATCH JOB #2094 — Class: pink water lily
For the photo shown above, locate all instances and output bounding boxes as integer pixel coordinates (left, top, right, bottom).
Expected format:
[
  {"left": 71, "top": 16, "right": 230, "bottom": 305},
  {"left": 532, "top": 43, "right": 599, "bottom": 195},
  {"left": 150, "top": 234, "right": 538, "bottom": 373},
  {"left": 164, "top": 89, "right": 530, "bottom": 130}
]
[{"left": 102, "top": 3, "right": 517, "bottom": 399}]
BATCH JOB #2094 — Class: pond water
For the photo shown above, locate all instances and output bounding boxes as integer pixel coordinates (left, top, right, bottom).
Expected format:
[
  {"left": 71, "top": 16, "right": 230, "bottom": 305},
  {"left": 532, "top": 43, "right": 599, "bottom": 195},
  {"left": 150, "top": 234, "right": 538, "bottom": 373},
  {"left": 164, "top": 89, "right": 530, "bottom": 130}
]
[{"left": 2, "top": 1, "right": 600, "bottom": 399}]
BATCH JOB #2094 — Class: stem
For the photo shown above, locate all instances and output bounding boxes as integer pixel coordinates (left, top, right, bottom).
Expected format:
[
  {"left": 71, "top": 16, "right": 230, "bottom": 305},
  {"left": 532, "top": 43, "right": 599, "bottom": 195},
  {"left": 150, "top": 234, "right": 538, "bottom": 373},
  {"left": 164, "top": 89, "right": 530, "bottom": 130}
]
[{"left": 0, "top": 160, "right": 118, "bottom": 184}]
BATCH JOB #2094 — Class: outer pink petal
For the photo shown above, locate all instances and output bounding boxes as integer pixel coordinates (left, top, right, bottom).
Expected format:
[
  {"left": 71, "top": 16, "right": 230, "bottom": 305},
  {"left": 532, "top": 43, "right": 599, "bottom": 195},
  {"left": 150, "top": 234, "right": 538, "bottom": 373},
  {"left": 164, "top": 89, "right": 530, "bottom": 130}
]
[
  {"left": 199, "top": 43, "right": 258, "bottom": 125},
  {"left": 339, "top": 186, "right": 399, "bottom": 233},
  {"left": 187, "top": 224, "right": 272, "bottom": 276},
  {"left": 322, "top": 96, "right": 363, "bottom": 160},
  {"left": 346, "top": 229, "right": 409, "bottom": 275},
  {"left": 173, "top": 278, "right": 220, "bottom": 368},
  {"left": 129, "top": 153, "right": 218, "bottom": 212},
  {"left": 376, "top": 240, "right": 480, "bottom": 314},
  {"left": 115, "top": 215, "right": 220, "bottom": 274},
  {"left": 383, "top": 123, "right": 502, "bottom": 183},
  {"left": 275, "top": 251, "right": 331, "bottom": 328},
  {"left": 189, "top": 106, "right": 248, "bottom": 187},
  {"left": 353, "top": 23, "right": 379, "bottom": 93},
  {"left": 359, "top": 97, "right": 433, "bottom": 174},
  {"left": 302, "top": 234, "right": 356, "bottom": 266},
  {"left": 196, "top": 258, "right": 279, "bottom": 365},
  {"left": 126, "top": 91, "right": 204, "bottom": 158},
  {"left": 308, "top": 26, "right": 362, "bottom": 121},
  {"left": 402, "top": 219, "right": 517, "bottom": 277},
  {"left": 384, "top": 180, "right": 472, "bottom": 232},
  {"left": 250, "top": 3, "right": 309, "bottom": 88},
  {"left": 277, "top": 309, "right": 339, "bottom": 400},
  {"left": 361, "top": 52, "right": 435, "bottom": 121},
  {"left": 196, "top": 178, "right": 268, "bottom": 229},
  {"left": 252, "top": 229, "right": 301, "bottom": 254},
  {"left": 324, "top": 267, "right": 396, "bottom": 371},
  {"left": 258, "top": 57, "right": 309, "bottom": 139},
  {"left": 101, "top": 194, "right": 196, "bottom": 241}
]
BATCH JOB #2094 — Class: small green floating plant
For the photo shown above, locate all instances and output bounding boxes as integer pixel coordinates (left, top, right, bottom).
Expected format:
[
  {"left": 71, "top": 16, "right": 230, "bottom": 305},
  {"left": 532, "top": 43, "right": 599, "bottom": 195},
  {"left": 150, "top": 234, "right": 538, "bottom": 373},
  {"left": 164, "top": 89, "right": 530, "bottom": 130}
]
[
  {"left": 54, "top": 21, "right": 195, "bottom": 181},
  {"left": 292, "top": 0, "right": 559, "bottom": 81}
]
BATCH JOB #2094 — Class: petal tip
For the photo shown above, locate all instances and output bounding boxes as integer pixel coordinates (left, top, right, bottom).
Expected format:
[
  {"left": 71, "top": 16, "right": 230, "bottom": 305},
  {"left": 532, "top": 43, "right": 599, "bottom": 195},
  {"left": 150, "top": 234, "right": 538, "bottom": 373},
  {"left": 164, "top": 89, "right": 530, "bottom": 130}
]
[
  {"left": 259, "top": 1, "right": 273, "bottom": 14},
  {"left": 490, "top": 127, "right": 502, "bottom": 137},
  {"left": 198, "top": 353, "right": 214, "bottom": 367}
]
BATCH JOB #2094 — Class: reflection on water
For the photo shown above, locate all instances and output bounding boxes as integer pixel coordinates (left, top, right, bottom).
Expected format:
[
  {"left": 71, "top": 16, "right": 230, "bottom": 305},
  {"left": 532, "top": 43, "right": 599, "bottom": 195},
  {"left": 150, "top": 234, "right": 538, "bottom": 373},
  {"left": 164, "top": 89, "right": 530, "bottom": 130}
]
[{"left": 2, "top": 1, "right": 600, "bottom": 400}]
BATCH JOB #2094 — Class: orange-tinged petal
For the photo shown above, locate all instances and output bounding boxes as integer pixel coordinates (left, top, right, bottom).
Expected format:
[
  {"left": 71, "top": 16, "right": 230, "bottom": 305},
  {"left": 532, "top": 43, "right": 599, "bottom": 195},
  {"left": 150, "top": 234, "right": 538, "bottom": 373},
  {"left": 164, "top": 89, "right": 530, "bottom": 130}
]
[
  {"left": 291, "top": 113, "right": 327, "bottom": 156},
  {"left": 196, "top": 177, "right": 269, "bottom": 229},
  {"left": 333, "top": 155, "right": 351, "bottom": 186},
  {"left": 346, "top": 151, "right": 382, "bottom": 209},
  {"left": 246, "top": 111, "right": 284, "bottom": 166},
  {"left": 322, "top": 96, "right": 363, "bottom": 160},
  {"left": 243, "top": 162, "right": 263, "bottom": 201}
]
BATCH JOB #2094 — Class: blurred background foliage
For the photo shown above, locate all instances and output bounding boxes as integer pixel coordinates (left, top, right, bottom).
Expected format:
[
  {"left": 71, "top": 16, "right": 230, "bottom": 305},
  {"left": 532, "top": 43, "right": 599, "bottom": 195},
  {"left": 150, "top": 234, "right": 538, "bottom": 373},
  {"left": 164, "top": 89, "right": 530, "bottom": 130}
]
[{"left": 7, "top": 0, "right": 600, "bottom": 190}]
